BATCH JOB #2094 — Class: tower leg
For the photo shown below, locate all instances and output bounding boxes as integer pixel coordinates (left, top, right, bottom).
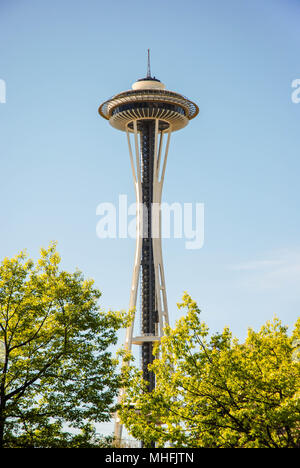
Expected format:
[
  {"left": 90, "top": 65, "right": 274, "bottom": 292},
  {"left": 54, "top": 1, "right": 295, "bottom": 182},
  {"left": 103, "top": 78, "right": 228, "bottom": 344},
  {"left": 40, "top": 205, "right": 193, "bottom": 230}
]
[{"left": 114, "top": 119, "right": 171, "bottom": 445}]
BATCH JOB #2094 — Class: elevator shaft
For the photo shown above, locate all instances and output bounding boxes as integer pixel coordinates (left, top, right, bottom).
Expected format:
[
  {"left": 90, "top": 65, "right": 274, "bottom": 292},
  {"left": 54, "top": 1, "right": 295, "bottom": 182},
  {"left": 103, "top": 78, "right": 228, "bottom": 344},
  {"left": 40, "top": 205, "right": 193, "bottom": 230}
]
[{"left": 140, "top": 120, "right": 157, "bottom": 392}]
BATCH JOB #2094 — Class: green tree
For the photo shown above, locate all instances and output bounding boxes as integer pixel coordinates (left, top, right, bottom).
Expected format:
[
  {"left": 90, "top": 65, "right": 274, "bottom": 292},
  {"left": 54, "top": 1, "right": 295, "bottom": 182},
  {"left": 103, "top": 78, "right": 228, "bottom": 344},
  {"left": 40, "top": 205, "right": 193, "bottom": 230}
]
[
  {"left": 120, "top": 293, "right": 300, "bottom": 448},
  {"left": 0, "top": 243, "right": 126, "bottom": 448}
]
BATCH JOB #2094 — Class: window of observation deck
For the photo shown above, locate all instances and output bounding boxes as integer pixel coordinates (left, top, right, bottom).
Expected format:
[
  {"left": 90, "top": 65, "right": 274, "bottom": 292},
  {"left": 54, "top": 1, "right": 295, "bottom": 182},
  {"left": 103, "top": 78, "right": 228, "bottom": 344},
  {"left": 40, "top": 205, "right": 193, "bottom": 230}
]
[{"left": 111, "top": 101, "right": 186, "bottom": 117}]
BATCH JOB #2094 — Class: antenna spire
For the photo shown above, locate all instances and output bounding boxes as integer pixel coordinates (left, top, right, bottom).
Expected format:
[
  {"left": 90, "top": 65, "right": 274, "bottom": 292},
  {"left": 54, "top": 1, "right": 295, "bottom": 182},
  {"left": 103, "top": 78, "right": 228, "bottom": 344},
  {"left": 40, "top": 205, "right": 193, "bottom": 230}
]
[{"left": 147, "top": 49, "right": 151, "bottom": 78}]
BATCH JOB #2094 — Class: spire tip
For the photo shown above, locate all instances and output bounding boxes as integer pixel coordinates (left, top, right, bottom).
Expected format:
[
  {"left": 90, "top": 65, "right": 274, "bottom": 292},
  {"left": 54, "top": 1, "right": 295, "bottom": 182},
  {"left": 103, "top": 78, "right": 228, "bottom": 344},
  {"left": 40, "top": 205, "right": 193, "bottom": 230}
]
[{"left": 147, "top": 49, "right": 151, "bottom": 78}]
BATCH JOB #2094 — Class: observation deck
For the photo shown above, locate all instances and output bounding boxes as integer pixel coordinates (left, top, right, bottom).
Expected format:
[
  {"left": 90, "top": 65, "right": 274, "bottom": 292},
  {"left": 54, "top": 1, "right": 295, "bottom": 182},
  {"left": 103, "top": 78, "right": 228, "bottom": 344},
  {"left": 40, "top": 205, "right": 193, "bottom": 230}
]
[{"left": 98, "top": 77, "right": 199, "bottom": 132}]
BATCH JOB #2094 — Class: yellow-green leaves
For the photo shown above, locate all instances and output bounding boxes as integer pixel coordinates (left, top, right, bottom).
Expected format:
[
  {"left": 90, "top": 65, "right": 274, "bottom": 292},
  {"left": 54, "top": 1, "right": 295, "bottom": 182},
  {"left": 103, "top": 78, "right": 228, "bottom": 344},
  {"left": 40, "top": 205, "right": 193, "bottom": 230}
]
[
  {"left": 120, "top": 293, "right": 300, "bottom": 448},
  {"left": 0, "top": 243, "right": 124, "bottom": 448}
]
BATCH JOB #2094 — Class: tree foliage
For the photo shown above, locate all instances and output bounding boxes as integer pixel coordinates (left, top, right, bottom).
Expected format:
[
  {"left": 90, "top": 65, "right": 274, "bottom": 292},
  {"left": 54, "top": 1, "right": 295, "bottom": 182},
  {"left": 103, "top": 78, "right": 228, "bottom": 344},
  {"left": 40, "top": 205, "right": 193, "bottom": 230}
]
[
  {"left": 0, "top": 243, "right": 126, "bottom": 448},
  {"left": 120, "top": 293, "right": 300, "bottom": 448}
]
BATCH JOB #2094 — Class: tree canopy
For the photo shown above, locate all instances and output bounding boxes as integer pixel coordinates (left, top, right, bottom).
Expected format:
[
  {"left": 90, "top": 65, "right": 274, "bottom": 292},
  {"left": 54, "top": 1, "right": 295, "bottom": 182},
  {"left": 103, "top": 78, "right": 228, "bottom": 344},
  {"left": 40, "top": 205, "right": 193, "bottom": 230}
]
[
  {"left": 120, "top": 293, "right": 300, "bottom": 448},
  {"left": 0, "top": 243, "right": 126, "bottom": 448}
]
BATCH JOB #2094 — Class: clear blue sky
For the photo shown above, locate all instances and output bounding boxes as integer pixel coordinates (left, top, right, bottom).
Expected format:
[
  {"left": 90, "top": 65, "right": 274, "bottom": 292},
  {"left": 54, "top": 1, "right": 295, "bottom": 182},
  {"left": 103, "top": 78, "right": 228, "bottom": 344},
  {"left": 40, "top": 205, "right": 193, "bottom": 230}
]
[{"left": 0, "top": 0, "right": 299, "bottom": 372}]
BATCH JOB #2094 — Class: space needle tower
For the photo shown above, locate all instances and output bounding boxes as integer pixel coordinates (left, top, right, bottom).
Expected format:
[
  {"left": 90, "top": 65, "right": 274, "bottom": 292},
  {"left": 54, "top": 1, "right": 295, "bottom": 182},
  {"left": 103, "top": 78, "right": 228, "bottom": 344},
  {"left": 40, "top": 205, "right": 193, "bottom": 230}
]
[{"left": 99, "top": 51, "right": 198, "bottom": 443}]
